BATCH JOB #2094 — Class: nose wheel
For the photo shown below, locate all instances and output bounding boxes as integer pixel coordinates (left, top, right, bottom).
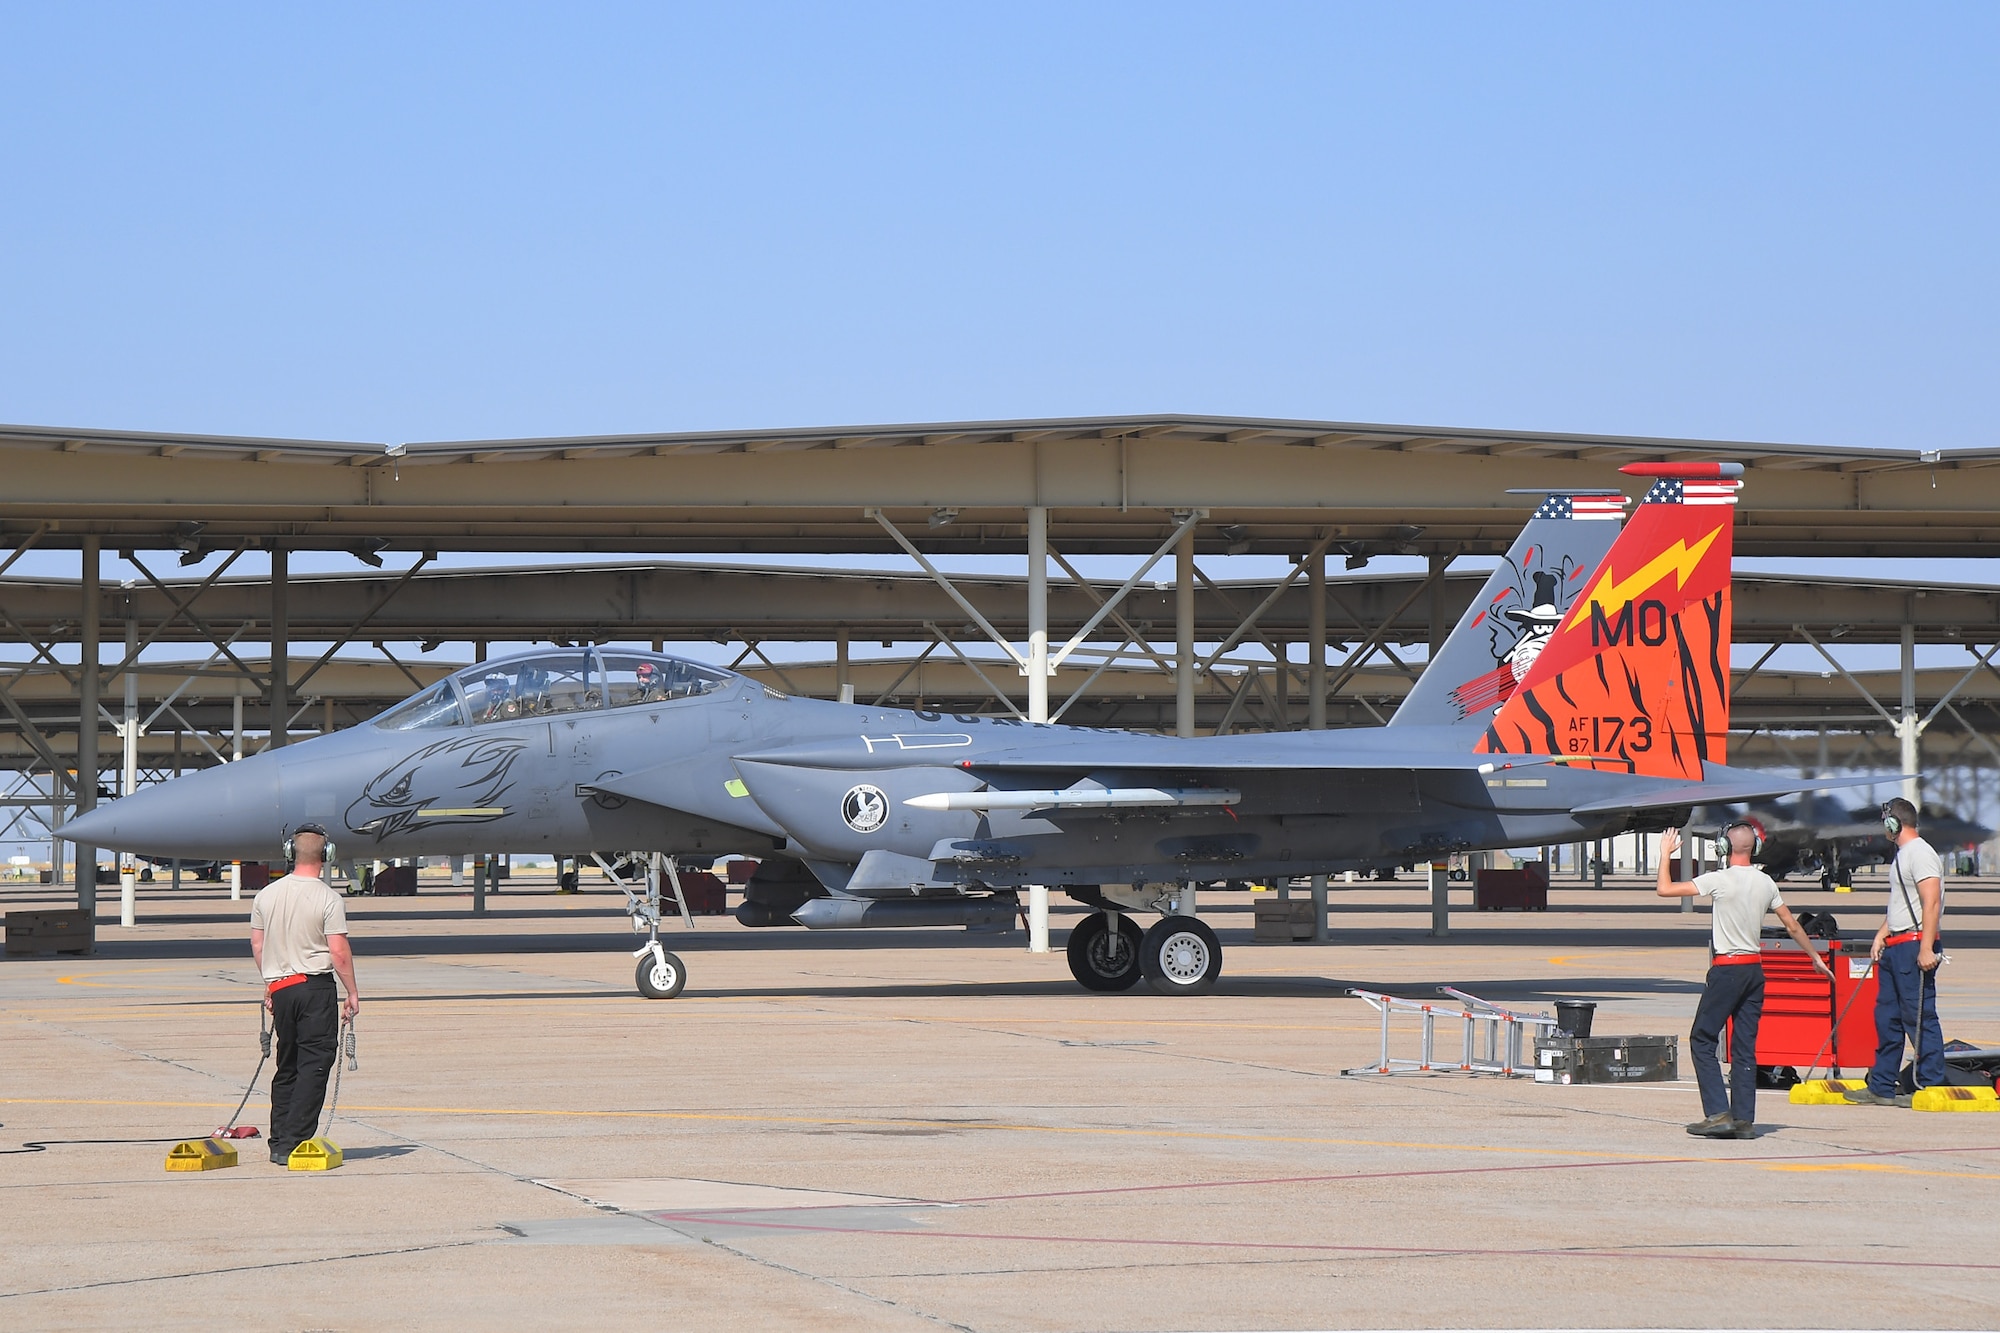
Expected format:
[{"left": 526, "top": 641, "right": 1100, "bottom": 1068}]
[
  {"left": 1139, "top": 915, "right": 1222, "bottom": 995},
  {"left": 1066, "top": 912, "right": 1145, "bottom": 991},
  {"left": 634, "top": 941, "right": 686, "bottom": 999}
]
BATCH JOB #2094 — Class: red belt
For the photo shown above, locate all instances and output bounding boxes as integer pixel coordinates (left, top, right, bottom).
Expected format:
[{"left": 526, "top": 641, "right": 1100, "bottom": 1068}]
[
  {"left": 1882, "top": 931, "right": 1923, "bottom": 948},
  {"left": 266, "top": 973, "right": 309, "bottom": 993},
  {"left": 1711, "top": 954, "right": 1763, "bottom": 966}
]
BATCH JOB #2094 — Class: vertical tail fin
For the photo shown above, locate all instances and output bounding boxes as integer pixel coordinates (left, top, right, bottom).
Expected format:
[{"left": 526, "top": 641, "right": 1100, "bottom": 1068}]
[
  {"left": 1392, "top": 491, "right": 1626, "bottom": 728},
  {"left": 1474, "top": 463, "right": 1740, "bottom": 779}
]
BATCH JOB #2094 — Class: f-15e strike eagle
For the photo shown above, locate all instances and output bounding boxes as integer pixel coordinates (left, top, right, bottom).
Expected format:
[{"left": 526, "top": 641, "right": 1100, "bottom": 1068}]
[{"left": 65, "top": 463, "right": 1899, "bottom": 998}]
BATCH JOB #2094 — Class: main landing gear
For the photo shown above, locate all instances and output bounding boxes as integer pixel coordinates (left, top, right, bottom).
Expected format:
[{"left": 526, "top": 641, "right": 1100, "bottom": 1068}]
[
  {"left": 1065, "top": 911, "right": 1223, "bottom": 996},
  {"left": 1138, "top": 916, "right": 1222, "bottom": 995},
  {"left": 1066, "top": 911, "right": 1145, "bottom": 991}
]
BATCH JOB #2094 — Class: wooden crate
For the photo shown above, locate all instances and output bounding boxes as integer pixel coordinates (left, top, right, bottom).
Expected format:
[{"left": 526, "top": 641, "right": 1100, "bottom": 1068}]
[
  {"left": 372, "top": 865, "right": 418, "bottom": 896},
  {"left": 671, "top": 871, "right": 729, "bottom": 915},
  {"left": 5, "top": 909, "right": 95, "bottom": 958},
  {"left": 1253, "top": 898, "right": 1318, "bottom": 941},
  {"left": 1475, "top": 865, "right": 1549, "bottom": 911}
]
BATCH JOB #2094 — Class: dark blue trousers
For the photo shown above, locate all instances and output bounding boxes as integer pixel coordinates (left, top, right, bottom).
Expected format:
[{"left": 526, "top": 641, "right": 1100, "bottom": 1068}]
[
  {"left": 1867, "top": 940, "right": 1946, "bottom": 1096},
  {"left": 1691, "top": 962, "right": 1763, "bottom": 1122}
]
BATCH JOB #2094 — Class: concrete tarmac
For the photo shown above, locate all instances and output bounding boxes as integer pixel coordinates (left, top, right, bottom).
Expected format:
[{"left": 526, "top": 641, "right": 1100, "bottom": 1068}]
[{"left": 4, "top": 874, "right": 1998, "bottom": 1331}]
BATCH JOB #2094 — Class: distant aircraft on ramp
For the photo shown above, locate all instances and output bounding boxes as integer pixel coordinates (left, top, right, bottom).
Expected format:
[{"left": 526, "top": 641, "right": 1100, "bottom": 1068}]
[{"left": 1695, "top": 796, "right": 1990, "bottom": 888}]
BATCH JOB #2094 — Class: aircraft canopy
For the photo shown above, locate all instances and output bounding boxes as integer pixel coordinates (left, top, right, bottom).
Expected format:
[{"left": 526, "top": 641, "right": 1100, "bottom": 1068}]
[{"left": 376, "top": 650, "right": 736, "bottom": 731}]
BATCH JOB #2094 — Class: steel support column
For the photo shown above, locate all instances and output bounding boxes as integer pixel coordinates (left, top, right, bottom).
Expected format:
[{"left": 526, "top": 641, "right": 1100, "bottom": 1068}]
[
  {"left": 1679, "top": 829, "right": 1695, "bottom": 913},
  {"left": 1901, "top": 621, "right": 1920, "bottom": 806},
  {"left": 835, "top": 627, "right": 852, "bottom": 705},
  {"left": 1428, "top": 553, "right": 1449, "bottom": 656},
  {"left": 76, "top": 537, "right": 99, "bottom": 915},
  {"left": 1025, "top": 506, "right": 1050, "bottom": 953},
  {"left": 50, "top": 795, "right": 64, "bottom": 889},
  {"left": 268, "top": 547, "right": 289, "bottom": 748},
  {"left": 1026, "top": 507, "right": 1049, "bottom": 725},
  {"left": 120, "top": 617, "right": 138, "bottom": 927},
  {"left": 1308, "top": 547, "right": 1327, "bottom": 731},
  {"left": 1176, "top": 526, "right": 1195, "bottom": 738}
]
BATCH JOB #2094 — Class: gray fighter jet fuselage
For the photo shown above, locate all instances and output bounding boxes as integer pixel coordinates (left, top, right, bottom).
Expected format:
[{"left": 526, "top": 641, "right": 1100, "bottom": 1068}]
[
  {"left": 62, "top": 466, "right": 1906, "bottom": 999},
  {"left": 63, "top": 653, "right": 1665, "bottom": 879}
]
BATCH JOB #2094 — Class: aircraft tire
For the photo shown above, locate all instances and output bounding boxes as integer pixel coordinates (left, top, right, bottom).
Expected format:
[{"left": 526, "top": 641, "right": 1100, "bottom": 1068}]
[
  {"left": 1139, "top": 916, "right": 1221, "bottom": 996},
  {"left": 635, "top": 950, "right": 687, "bottom": 1000},
  {"left": 1066, "top": 912, "right": 1145, "bottom": 992}
]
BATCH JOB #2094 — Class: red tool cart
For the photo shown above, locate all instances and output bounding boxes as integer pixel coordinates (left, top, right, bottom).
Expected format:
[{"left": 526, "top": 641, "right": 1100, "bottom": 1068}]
[{"left": 1729, "top": 938, "right": 1879, "bottom": 1077}]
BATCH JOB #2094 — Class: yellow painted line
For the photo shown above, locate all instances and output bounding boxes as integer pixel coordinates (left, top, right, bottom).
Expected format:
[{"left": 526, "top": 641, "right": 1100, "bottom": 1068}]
[
  {"left": 1761, "top": 1163, "right": 2000, "bottom": 1181},
  {"left": 54, "top": 966, "right": 205, "bottom": 989},
  {"left": 1545, "top": 950, "right": 1694, "bottom": 972}
]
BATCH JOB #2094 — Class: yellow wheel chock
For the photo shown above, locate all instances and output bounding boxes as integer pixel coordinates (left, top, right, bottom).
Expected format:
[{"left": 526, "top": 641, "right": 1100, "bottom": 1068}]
[
  {"left": 287, "top": 1137, "right": 344, "bottom": 1170},
  {"left": 165, "top": 1138, "right": 239, "bottom": 1171}
]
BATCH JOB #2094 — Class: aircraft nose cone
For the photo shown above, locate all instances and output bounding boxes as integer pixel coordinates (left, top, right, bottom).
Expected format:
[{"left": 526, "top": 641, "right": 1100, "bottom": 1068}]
[{"left": 58, "top": 758, "right": 286, "bottom": 860}]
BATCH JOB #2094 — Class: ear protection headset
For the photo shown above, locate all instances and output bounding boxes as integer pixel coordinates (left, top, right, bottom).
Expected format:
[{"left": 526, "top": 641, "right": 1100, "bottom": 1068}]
[
  {"left": 1722, "top": 818, "right": 1764, "bottom": 858},
  {"left": 283, "top": 822, "right": 336, "bottom": 866},
  {"left": 1881, "top": 804, "right": 1902, "bottom": 838}
]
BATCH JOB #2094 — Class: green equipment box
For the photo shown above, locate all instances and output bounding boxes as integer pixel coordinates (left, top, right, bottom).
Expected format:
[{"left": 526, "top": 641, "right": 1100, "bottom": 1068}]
[{"left": 1534, "top": 1035, "right": 1678, "bottom": 1084}]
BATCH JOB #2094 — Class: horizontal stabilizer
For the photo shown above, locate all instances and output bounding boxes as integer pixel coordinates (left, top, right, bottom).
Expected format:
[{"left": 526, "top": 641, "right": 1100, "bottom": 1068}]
[
  {"left": 1569, "top": 769, "right": 1912, "bottom": 816},
  {"left": 905, "top": 785, "right": 1238, "bottom": 812}
]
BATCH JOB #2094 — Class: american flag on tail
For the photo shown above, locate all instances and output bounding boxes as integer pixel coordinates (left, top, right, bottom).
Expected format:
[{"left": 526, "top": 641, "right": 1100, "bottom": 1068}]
[
  {"left": 1532, "top": 492, "right": 1627, "bottom": 521},
  {"left": 1642, "top": 476, "right": 1742, "bottom": 507}
]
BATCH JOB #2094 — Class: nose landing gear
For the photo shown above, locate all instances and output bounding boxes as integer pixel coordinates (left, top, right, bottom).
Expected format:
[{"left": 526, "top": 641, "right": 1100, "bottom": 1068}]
[{"left": 634, "top": 939, "right": 687, "bottom": 999}]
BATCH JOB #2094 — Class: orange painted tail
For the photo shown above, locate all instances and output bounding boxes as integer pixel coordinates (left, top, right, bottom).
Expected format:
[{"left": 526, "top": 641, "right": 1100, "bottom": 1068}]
[{"left": 1474, "top": 463, "right": 1739, "bottom": 779}]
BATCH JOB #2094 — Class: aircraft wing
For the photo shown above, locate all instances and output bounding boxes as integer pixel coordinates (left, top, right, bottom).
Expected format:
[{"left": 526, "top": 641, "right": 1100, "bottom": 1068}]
[{"left": 1567, "top": 766, "right": 1911, "bottom": 816}]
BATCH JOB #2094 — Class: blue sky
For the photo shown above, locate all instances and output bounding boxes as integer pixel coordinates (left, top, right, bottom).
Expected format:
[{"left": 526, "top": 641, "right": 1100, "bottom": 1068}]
[
  {"left": 4, "top": 7, "right": 1995, "bottom": 608},
  {"left": 1, "top": 7, "right": 1996, "bottom": 858},
  {"left": 2, "top": 5, "right": 1994, "bottom": 448}
]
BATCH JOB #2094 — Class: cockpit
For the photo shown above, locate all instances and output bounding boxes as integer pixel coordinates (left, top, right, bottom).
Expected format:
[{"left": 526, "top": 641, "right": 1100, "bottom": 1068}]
[{"left": 375, "top": 650, "right": 737, "bottom": 731}]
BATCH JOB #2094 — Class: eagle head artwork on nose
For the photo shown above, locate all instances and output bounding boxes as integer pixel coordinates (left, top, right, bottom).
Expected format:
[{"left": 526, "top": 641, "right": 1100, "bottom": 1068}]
[{"left": 345, "top": 735, "right": 527, "bottom": 840}]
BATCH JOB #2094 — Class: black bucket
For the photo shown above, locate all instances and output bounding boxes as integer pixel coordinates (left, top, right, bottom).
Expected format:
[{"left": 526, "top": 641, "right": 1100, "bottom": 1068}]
[{"left": 1554, "top": 1000, "right": 1597, "bottom": 1039}]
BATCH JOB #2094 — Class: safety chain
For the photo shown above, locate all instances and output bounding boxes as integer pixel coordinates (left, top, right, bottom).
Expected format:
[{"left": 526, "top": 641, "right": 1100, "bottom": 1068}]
[
  {"left": 321, "top": 1017, "right": 358, "bottom": 1137},
  {"left": 217, "top": 1001, "right": 274, "bottom": 1137}
]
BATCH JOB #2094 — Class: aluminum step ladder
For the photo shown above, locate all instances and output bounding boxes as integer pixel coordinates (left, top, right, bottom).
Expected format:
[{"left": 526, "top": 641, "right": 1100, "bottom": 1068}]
[{"left": 1343, "top": 986, "right": 1558, "bottom": 1077}]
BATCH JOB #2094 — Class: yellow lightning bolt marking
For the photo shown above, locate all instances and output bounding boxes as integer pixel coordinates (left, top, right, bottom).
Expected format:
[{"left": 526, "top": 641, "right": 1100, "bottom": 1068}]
[{"left": 1563, "top": 526, "right": 1723, "bottom": 631}]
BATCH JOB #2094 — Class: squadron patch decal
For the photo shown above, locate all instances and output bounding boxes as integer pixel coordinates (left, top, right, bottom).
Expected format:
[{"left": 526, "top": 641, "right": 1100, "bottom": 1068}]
[{"left": 841, "top": 783, "right": 890, "bottom": 834}]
